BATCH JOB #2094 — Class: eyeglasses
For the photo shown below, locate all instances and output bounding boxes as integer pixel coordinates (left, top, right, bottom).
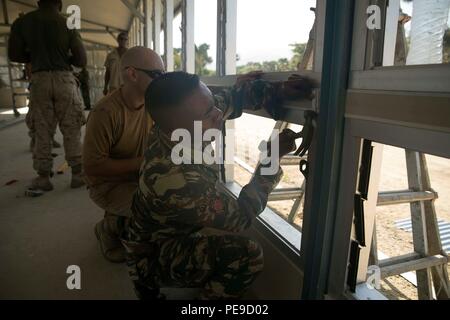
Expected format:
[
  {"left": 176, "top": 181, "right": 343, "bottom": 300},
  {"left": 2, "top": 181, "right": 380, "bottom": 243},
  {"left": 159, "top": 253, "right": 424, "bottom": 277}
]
[{"left": 127, "top": 67, "right": 165, "bottom": 79}]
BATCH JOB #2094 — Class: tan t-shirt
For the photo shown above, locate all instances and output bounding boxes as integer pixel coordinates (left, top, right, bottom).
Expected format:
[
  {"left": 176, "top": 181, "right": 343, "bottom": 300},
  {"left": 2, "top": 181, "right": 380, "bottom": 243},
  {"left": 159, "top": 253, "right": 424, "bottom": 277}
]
[
  {"left": 83, "top": 89, "right": 153, "bottom": 188},
  {"left": 104, "top": 49, "right": 124, "bottom": 91}
]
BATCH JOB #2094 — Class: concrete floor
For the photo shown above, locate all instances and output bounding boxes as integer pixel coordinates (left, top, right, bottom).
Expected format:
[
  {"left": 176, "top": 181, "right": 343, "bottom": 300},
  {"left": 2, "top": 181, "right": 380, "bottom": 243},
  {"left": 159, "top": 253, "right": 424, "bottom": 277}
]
[
  {"left": 0, "top": 119, "right": 137, "bottom": 299},
  {"left": 0, "top": 118, "right": 196, "bottom": 300}
]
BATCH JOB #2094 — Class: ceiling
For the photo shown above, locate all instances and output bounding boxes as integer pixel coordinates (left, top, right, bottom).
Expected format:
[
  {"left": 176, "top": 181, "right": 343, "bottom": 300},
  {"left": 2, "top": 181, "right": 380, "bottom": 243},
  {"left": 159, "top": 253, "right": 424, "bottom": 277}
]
[{"left": 1, "top": 0, "right": 182, "bottom": 48}]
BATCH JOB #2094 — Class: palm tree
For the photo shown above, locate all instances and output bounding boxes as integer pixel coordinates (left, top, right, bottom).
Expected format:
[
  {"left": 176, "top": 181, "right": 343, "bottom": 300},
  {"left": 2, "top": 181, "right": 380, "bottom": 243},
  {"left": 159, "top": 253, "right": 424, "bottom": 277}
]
[{"left": 172, "top": 44, "right": 214, "bottom": 75}]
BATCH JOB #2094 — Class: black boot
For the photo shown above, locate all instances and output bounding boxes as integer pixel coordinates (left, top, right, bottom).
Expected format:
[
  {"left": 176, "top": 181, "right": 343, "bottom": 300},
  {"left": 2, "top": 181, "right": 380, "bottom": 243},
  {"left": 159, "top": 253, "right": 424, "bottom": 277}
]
[
  {"left": 71, "top": 164, "right": 85, "bottom": 189},
  {"left": 133, "top": 282, "right": 166, "bottom": 301}
]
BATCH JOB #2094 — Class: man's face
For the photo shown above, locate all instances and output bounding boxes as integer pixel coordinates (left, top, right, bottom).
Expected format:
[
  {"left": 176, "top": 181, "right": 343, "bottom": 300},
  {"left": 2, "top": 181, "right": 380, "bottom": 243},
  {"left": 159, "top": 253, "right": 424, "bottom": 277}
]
[
  {"left": 134, "top": 67, "right": 165, "bottom": 97},
  {"left": 118, "top": 35, "right": 129, "bottom": 49},
  {"left": 172, "top": 82, "right": 224, "bottom": 136},
  {"left": 123, "top": 53, "right": 165, "bottom": 98}
]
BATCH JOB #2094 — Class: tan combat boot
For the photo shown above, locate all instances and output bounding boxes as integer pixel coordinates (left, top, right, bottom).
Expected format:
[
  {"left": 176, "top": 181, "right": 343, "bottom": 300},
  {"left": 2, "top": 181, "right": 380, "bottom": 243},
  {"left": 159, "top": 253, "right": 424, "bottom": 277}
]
[
  {"left": 31, "top": 174, "right": 54, "bottom": 191},
  {"left": 70, "top": 165, "right": 86, "bottom": 189},
  {"left": 94, "top": 216, "right": 126, "bottom": 263}
]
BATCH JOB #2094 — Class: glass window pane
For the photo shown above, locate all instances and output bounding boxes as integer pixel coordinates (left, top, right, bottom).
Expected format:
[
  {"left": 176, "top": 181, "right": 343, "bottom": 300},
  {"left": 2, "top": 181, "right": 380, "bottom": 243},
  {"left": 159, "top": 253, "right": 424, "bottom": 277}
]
[
  {"left": 384, "top": 0, "right": 450, "bottom": 66},
  {"left": 236, "top": 0, "right": 316, "bottom": 73},
  {"left": 173, "top": 13, "right": 182, "bottom": 71},
  {"left": 194, "top": 0, "right": 217, "bottom": 76},
  {"left": 233, "top": 114, "right": 306, "bottom": 231},
  {"left": 371, "top": 144, "right": 450, "bottom": 300}
]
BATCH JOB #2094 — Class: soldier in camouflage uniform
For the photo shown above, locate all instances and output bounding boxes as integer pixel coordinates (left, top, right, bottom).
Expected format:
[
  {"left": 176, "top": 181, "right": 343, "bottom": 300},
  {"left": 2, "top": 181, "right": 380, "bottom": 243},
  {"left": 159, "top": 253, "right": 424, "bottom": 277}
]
[
  {"left": 25, "top": 63, "right": 61, "bottom": 152},
  {"left": 8, "top": 0, "right": 87, "bottom": 191},
  {"left": 122, "top": 72, "right": 310, "bottom": 300}
]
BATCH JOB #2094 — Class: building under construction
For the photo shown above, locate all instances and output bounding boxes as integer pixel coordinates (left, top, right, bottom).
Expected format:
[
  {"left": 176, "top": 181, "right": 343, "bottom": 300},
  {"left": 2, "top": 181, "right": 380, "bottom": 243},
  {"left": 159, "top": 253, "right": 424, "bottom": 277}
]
[{"left": 0, "top": 0, "right": 449, "bottom": 301}]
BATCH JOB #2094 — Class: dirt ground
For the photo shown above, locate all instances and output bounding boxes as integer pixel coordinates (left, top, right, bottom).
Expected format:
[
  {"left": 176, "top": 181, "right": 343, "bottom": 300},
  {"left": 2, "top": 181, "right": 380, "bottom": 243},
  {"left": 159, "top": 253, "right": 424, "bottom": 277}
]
[{"left": 233, "top": 114, "right": 450, "bottom": 300}]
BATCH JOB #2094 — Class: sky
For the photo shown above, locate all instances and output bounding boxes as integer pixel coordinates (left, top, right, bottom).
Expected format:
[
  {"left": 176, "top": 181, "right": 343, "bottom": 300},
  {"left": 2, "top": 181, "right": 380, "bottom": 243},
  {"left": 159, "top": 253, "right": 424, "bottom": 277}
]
[
  {"left": 168, "top": 0, "right": 450, "bottom": 69},
  {"left": 172, "top": 0, "right": 316, "bottom": 69}
]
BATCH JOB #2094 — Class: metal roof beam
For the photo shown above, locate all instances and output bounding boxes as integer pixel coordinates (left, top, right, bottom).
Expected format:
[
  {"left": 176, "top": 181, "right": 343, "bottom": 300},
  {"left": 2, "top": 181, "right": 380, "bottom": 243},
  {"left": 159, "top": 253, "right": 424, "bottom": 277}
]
[{"left": 121, "top": 0, "right": 145, "bottom": 23}]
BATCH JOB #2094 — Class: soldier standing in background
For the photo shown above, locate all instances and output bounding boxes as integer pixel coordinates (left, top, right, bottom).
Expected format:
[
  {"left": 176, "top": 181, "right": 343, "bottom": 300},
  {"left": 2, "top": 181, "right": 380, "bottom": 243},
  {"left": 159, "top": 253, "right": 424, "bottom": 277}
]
[
  {"left": 8, "top": 0, "right": 87, "bottom": 191},
  {"left": 103, "top": 32, "right": 128, "bottom": 95},
  {"left": 25, "top": 63, "right": 61, "bottom": 152}
]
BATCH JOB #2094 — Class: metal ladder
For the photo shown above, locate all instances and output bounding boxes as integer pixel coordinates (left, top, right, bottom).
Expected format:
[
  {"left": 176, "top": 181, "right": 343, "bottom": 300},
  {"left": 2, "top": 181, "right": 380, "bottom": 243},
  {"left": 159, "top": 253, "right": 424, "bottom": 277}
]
[
  {"left": 370, "top": 150, "right": 450, "bottom": 300},
  {"left": 368, "top": 14, "right": 450, "bottom": 300}
]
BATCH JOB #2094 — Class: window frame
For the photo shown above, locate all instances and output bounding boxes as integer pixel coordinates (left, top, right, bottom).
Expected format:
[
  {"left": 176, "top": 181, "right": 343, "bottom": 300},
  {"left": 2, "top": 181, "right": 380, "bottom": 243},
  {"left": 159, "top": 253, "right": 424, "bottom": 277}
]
[
  {"left": 201, "top": 0, "right": 326, "bottom": 269},
  {"left": 326, "top": 0, "right": 450, "bottom": 299}
]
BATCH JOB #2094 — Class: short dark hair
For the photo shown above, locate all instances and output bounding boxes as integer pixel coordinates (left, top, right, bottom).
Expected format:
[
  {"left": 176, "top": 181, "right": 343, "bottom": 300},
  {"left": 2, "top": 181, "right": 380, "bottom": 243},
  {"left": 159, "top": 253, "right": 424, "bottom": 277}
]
[
  {"left": 145, "top": 71, "right": 200, "bottom": 117},
  {"left": 118, "top": 32, "right": 128, "bottom": 40},
  {"left": 38, "top": 0, "right": 60, "bottom": 6}
]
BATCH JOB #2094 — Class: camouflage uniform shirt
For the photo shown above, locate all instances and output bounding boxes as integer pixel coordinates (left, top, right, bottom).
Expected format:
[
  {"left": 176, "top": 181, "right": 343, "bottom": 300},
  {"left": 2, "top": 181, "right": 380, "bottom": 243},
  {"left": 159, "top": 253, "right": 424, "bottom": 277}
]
[{"left": 124, "top": 81, "right": 284, "bottom": 253}]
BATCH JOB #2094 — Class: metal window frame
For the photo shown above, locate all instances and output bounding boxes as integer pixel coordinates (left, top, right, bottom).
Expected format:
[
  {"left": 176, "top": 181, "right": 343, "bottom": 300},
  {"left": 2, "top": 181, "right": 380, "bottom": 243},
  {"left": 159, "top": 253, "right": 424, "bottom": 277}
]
[
  {"left": 350, "top": 0, "right": 450, "bottom": 93},
  {"left": 327, "top": 119, "right": 450, "bottom": 299},
  {"left": 298, "top": 0, "right": 356, "bottom": 300},
  {"left": 202, "top": 0, "right": 328, "bottom": 298},
  {"left": 326, "top": 0, "right": 450, "bottom": 300},
  {"left": 164, "top": 0, "right": 175, "bottom": 71},
  {"left": 144, "top": 0, "right": 152, "bottom": 48},
  {"left": 216, "top": 0, "right": 237, "bottom": 76},
  {"left": 181, "top": 0, "right": 195, "bottom": 73},
  {"left": 152, "top": 0, "right": 162, "bottom": 53}
]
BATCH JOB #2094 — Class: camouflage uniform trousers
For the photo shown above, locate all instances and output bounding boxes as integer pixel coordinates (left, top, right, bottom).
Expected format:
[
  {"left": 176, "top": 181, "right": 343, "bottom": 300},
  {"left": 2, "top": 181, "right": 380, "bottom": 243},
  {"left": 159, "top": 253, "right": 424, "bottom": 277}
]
[
  {"left": 123, "top": 233, "right": 264, "bottom": 300},
  {"left": 26, "top": 104, "right": 57, "bottom": 146},
  {"left": 30, "top": 71, "right": 86, "bottom": 175}
]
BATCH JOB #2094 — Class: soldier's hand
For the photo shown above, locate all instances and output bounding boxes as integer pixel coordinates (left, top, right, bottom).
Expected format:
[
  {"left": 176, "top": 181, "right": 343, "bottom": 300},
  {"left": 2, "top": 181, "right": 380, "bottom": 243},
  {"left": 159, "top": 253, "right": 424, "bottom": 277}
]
[
  {"left": 278, "top": 129, "right": 300, "bottom": 159},
  {"left": 265, "top": 129, "right": 299, "bottom": 161},
  {"left": 236, "top": 71, "right": 263, "bottom": 86},
  {"left": 282, "top": 75, "right": 314, "bottom": 100}
]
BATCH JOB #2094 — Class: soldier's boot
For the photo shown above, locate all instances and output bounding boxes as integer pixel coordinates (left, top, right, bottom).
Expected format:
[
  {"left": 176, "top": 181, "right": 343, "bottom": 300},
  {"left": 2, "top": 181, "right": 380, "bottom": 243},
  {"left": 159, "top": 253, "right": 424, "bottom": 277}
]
[
  {"left": 70, "top": 165, "right": 85, "bottom": 189},
  {"left": 133, "top": 282, "right": 166, "bottom": 300},
  {"left": 52, "top": 140, "right": 61, "bottom": 149},
  {"left": 94, "top": 215, "right": 126, "bottom": 263},
  {"left": 31, "top": 173, "right": 54, "bottom": 192}
]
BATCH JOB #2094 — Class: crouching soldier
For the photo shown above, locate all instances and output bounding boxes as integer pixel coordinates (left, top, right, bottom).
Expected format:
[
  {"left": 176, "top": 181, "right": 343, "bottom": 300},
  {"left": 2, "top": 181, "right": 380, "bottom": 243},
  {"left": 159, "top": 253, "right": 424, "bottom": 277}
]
[
  {"left": 122, "top": 71, "right": 311, "bottom": 300},
  {"left": 83, "top": 47, "right": 165, "bottom": 263}
]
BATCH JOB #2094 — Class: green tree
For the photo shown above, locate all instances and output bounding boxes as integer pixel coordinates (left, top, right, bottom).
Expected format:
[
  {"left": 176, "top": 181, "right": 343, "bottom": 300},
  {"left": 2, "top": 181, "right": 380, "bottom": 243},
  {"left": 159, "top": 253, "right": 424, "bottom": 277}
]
[
  {"left": 236, "top": 42, "right": 308, "bottom": 74},
  {"left": 172, "top": 44, "right": 214, "bottom": 76},
  {"left": 195, "top": 43, "right": 213, "bottom": 76},
  {"left": 173, "top": 48, "right": 182, "bottom": 71},
  {"left": 289, "top": 43, "right": 308, "bottom": 69}
]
